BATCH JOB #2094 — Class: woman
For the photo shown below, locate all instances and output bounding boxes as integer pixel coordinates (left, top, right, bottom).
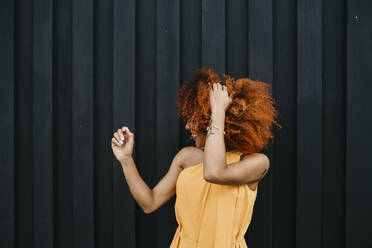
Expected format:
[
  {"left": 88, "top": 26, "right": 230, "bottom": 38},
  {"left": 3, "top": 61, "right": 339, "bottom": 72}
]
[{"left": 111, "top": 68, "right": 281, "bottom": 247}]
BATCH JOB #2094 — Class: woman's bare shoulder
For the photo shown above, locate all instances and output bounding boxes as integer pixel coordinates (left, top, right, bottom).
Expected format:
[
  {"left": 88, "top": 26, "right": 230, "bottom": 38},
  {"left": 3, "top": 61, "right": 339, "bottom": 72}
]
[{"left": 175, "top": 146, "right": 203, "bottom": 169}]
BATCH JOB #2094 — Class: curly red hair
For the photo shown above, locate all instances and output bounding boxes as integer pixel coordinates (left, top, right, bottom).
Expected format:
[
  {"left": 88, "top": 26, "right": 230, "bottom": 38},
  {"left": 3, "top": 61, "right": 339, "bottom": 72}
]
[{"left": 176, "top": 68, "right": 282, "bottom": 154}]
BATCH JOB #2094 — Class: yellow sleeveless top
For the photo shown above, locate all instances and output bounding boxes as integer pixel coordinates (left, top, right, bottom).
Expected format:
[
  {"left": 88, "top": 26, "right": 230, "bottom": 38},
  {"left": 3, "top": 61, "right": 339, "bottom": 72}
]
[{"left": 170, "top": 150, "right": 258, "bottom": 248}]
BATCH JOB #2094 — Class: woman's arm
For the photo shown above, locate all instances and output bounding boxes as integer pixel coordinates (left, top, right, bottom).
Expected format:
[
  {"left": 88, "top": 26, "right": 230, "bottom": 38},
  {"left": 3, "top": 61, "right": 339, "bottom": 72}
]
[
  {"left": 203, "top": 82, "right": 231, "bottom": 179},
  {"left": 111, "top": 125, "right": 191, "bottom": 214},
  {"left": 203, "top": 82, "right": 269, "bottom": 185},
  {"left": 118, "top": 147, "right": 188, "bottom": 214}
]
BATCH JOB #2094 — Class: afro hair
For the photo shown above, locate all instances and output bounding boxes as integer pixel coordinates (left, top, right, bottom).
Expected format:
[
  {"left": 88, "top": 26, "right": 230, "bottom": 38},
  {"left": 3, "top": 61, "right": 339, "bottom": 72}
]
[{"left": 176, "top": 68, "right": 282, "bottom": 154}]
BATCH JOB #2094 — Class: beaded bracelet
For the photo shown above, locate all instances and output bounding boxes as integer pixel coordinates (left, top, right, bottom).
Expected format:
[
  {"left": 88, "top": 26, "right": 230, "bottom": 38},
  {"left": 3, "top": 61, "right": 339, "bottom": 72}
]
[{"left": 206, "top": 124, "right": 226, "bottom": 135}]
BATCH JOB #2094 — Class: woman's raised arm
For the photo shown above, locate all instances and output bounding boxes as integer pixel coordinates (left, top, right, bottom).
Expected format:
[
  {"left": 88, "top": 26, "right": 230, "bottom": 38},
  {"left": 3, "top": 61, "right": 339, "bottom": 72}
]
[{"left": 111, "top": 125, "right": 190, "bottom": 214}]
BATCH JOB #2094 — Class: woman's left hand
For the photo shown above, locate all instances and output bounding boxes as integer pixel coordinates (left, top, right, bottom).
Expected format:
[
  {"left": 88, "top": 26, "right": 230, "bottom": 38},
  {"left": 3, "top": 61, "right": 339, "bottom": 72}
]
[{"left": 209, "top": 82, "right": 234, "bottom": 113}]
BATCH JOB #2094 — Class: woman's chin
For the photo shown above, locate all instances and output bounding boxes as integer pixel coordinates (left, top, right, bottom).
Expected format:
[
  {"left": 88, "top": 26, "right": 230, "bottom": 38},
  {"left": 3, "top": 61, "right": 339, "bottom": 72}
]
[{"left": 193, "top": 138, "right": 204, "bottom": 149}]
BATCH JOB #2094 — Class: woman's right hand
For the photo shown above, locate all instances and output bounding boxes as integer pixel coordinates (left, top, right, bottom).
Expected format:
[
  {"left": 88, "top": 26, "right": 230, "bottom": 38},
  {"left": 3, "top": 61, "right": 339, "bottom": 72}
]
[{"left": 111, "top": 126, "right": 134, "bottom": 163}]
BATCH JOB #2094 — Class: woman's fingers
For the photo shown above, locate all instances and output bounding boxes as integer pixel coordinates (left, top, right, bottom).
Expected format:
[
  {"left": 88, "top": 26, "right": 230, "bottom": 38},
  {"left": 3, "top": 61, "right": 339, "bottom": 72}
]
[
  {"left": 111, "top": 126, "right": 133, "bottom": 149},
  {"left": 112, "top": 137, "right": 121, "bottom": 147},
  {"left": 117, "top": 128, "right": 125, "bottom": 142},
  {"left": 122, "top": 127, "right": 129, "bottom": 137},
  {"left": 122, "top": 126, "right": 133, "bottom": 138},
  {"left": 211, "top": 82, "right": 227, "bottom": 92},
  {"left": 114, "top": 132, "right": 123, "bottom": 145},
  {"left": 212, "top": 82, "right": 217, "bottom": 91}
]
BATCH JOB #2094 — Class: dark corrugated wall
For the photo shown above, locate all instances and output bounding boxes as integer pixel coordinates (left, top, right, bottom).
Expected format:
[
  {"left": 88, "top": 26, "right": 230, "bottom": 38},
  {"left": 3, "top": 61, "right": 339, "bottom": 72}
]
[{"left": 0, "top": 0, "right": 371, "bottom": 247}]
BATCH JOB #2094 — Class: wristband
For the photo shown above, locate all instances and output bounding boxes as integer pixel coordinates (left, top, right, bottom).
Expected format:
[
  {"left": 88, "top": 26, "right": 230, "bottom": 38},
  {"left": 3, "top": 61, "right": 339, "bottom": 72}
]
[{"left": 206, "top": 124, "right": 225, "bottom": 135}]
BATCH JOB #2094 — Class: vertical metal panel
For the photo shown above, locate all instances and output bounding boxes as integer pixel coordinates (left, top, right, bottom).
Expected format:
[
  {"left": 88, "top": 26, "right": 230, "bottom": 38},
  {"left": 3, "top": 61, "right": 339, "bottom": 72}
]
[
  {"left": 94, "top": 0, "right": 113, "bottom": 247},
  {"left": 156, "top": 0, "right": 180, "bottom": 246},
  {"left": 135, "top": 0, "right": 157, "bottom": 247},
  {"left": 249, "top": 0, "right": 273, "bottom": 82},
  {"left": 297, "top": 0, "right": 323, "bottom": 247},
  {"left": 0, "top": 0, "right": 14, "bottom": 247},
  {"left": 14, "top": 0, "right": 34, "bottom": 246},
  {"left": 226, "top": 0, "right": 248, "bottom": 78},
  {"left": 273, "top": 0, "right": 297, "bottom": 247},
  {"left": 113, "top": 0, "right": 136, "bottom": 247},
  {"left": 179, "top": 0, "right": 201, "bottom": 147},
  {"left": 346, "top": 1, "right": 372, "bottom": 247},
  {"left": 33, "top": 0, "right": 54, "bottom": 247},
  {"left": 201, "top": 0, "right": 225, "bottom": 73},
  {"left": 54, "top": 0, "right": 73, "bottom": 247},
  {"left": 247, "top": 1, "right": 274, "bottom": 248},
  {"left": 322, "top": 0, "right": 346, "bottom": 247},
  {"left": 72, "top": 0, "right": 94, "bottom": 247}
]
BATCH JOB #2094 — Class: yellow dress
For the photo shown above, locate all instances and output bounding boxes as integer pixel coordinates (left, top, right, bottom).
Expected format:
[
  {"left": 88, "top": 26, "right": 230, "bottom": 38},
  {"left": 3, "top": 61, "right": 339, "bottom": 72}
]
[{"left": 170, "top": 150, "right": 258, "bottom": 248}]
